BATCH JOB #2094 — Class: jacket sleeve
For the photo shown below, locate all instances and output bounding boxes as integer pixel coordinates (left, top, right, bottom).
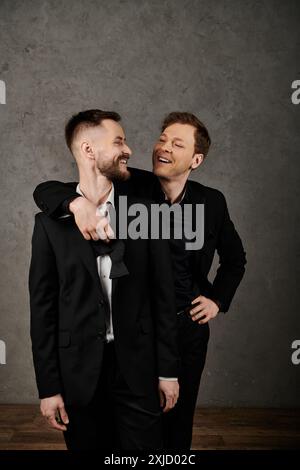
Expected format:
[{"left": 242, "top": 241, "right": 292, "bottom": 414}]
[
  {"left": 33, "top": 168, "right": 158, "bottom": 217},
  {"left": 211, "top": 193, "right": 247, "bottom": 312},
  {"left": 33, "top": 181, "right": 79, "bottom": 218},
  {"left": 29, "top": 214, "right": 62, "bottom": 398},
  {"left": 149, "top": 237, "right": 179, "bottom": 378}
]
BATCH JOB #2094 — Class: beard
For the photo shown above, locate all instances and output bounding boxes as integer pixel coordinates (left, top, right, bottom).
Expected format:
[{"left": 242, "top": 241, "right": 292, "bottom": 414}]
[{"left": 99, "top": 155, "right": 131, "bottom": 182}]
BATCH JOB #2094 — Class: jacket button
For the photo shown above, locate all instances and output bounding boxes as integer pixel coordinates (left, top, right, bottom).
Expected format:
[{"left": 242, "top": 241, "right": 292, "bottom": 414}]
[{"left": 99, "top": 299, "right": 105, "bottom": 306}]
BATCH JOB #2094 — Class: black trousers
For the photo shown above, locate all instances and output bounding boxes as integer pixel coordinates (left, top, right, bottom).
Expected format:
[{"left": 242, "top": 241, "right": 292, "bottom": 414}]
[
  {"left": 162, "top": 314, "right": 209, "bottom": 449},
  {"left": 63, "top": 341, "right": 163, "bottom": 450}
]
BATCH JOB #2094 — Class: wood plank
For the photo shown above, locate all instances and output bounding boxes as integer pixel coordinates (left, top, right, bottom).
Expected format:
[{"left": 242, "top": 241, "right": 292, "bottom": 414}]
[{"left": 1, "top": 405, "right": 299, "bottom": 450}]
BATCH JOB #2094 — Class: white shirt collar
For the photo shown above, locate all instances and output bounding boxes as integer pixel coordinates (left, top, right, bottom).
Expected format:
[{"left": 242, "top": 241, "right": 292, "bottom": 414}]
[{"left": 76, "top": 183, "right": 115, "bottom": 209}]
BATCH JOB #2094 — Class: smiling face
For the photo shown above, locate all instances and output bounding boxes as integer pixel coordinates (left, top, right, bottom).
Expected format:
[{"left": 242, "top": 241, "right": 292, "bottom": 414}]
[
  {"left": 152, "top": 123, "right": 203, "bottom": 181},
  {"left": 79, "top": 119, "right": 132, "bottom": 181},
  {"left": 95, "top": 119, "right": 132, "bottom": 181}
]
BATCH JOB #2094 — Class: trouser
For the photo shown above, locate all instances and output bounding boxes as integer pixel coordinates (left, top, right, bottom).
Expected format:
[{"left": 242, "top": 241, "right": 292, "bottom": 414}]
[
  {"left": 63, "top": 341, "right": 163, "bottom": 450},
  {"left": 163, "top": 314, "right": 209, "bottom": 449}
]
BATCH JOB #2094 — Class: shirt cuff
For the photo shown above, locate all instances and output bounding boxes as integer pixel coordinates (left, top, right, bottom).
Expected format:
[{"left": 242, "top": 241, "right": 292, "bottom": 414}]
[
  {"left": 62, "top": 196, "right": 82, "bottom": 215},
  {"left": 211, "top": 298, "right": 223, "bottom": 312},
  {"left": 158, "top": 377, "right": 178, "bottom": 381}
]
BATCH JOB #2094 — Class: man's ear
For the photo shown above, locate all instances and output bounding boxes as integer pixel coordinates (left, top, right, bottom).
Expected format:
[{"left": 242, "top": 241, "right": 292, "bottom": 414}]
[
  {"left": 81, "top": 141, "right": 95, "bottom": 160},
  {"left": 191, "top": 153, "right": 204, "bottom": 170}
]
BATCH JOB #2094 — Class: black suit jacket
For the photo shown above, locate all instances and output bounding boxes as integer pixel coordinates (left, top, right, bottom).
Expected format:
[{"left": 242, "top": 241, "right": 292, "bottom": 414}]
[
  {"left": 29, "top": 193, "right": 178, "bottom": 406},
  {"left": 33, "top": 167, "right": 246, "bottom": 312}
]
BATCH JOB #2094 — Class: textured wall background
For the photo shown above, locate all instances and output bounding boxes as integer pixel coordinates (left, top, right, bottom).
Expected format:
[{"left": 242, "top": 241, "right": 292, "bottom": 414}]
[{"left": 0, "top": 0, "right": 299, "bottom": 406}]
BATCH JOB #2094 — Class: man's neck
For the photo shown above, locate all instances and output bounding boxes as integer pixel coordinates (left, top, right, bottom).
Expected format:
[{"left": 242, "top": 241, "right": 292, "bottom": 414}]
[
  {"left": 78, "top": 170, "right": 112, "bottom": 206},
  {"left": 158, "top": 174, "right": 189, "bottom": 204}
]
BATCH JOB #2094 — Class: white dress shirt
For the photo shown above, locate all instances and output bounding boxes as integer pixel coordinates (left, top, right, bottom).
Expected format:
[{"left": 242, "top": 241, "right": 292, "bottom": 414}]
[{"left": 76, "top": 183, "right": 114, "bottom": 343}]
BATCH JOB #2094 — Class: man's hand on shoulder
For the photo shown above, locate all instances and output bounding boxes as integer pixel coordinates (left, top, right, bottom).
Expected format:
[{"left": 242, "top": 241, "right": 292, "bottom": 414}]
[
  {"left": 69, "top": 197, "right": 114, "bottom": 242},
  {"left": 40, "top": 394, "right": 69, "bottom": 431}
]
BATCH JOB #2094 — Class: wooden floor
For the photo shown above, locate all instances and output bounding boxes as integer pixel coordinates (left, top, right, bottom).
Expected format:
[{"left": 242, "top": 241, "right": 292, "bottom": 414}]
[{"left": 0, "top": 405, "right": 299, "bottom": 450}]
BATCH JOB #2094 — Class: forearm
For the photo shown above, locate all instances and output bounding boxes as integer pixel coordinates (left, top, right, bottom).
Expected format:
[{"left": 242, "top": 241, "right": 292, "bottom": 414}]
[
  {"left": 211, "top": 259, "right": 246, "bottom": 312},
  {"left": 211, "top": 197, "right": 247, "bottom": 312},
  {"left": 33, "top": 181, "right": 78, "bottom": 217}
]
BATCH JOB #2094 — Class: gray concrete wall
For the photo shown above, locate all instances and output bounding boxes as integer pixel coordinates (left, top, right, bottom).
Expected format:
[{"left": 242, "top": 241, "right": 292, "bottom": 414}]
[{"left": 0, "top": 0, "right": 299, "bottom": 406}]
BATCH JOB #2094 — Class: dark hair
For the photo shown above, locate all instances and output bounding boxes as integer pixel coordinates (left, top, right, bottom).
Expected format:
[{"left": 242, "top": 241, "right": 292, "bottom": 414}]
[
  {"left": 161, "top": 112, "right": 211, "bottom": 158},
  {"left": 65, "top": 109, "right": 121, "bottom": 151}
]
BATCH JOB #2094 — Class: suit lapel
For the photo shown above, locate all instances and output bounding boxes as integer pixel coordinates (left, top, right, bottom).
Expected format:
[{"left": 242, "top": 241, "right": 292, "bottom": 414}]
[
  {"left": 185, "top": 179, "right": 206, "bottom": 204},
  {"left": 62, "top": 217, "right": 103, "bottom": 295}
]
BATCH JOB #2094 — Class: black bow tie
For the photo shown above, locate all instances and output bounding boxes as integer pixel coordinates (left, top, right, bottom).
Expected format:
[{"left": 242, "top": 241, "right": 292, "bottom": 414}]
[{"left": 91, "top": 239, "right": 129, "bottom": 279}]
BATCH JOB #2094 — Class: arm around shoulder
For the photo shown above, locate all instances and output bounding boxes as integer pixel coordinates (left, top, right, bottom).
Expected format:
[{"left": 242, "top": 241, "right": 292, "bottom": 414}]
[{"left": 33, "top": 181, "right": 78, "bottom": 218}]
